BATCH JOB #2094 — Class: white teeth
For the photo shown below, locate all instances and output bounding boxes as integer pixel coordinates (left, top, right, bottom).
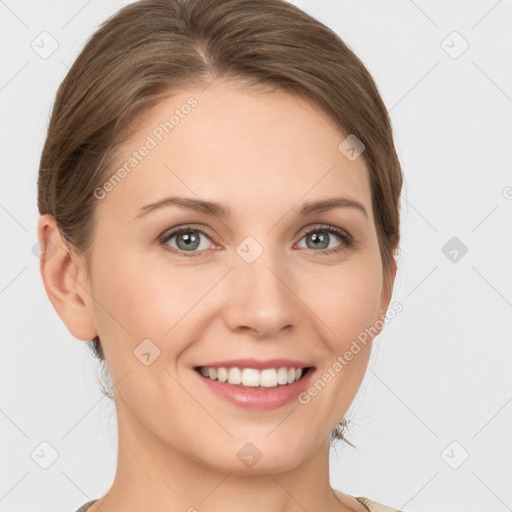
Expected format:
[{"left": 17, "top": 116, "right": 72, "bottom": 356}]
[
  {"left": 277, "top": 367, "right": 289, "bottom": 385},
  {"left": 227, "top": 367, "right": 242, "bottom": 385},
  {"left": 217, "top": 367, "right": 228, "bottom": 383},
  {"left": 242, "top": 368, "right": 260, "bottom": 387},
  {"left": 260, "top": 369, "right": 277, "bottom": 387},
  {"left": 200, "top": 366, "right": 307, "bottom": 388}
]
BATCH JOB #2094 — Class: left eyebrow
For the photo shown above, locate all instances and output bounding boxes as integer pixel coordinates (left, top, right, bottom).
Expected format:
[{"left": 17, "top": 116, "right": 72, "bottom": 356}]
[
  {"left": 133, "top": 195, "right": 369, "bottom": 221},
  {"left": 297, "top": 197, "right": 369, "bottom": 219}
]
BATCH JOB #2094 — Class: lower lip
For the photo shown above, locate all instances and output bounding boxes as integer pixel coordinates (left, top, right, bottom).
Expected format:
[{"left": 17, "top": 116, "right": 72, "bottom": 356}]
[{"left": 194, "top": 368, "right": 315, "bottom": 410}]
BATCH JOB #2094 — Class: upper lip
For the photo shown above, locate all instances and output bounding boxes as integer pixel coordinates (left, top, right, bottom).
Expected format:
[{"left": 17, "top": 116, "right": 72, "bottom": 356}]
[{"left": 195, "top": 358, "right": 314, "bottom": 370}]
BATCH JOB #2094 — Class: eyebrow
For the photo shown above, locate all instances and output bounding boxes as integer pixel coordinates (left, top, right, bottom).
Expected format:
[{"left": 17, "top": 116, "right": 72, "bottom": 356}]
[{"left": 134, "top": 196, "right": 368, "bottom": 220}]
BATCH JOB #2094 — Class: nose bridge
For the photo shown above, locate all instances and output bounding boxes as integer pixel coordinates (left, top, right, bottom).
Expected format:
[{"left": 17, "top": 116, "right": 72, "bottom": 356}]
[{"left": 224, "top": 238, "right": 296, "bottom": 336}]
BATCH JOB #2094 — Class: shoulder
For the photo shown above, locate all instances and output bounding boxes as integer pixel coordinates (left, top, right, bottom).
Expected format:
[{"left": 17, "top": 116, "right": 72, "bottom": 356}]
[
  {"left": 355, "top": 496, "right": 407, "bottom": 512},
  {"left": 334, "top": 490, "right": 406, "bottom": 512},
  {"left": 74, "top": 500, "right": 97, "bottom": 512}
]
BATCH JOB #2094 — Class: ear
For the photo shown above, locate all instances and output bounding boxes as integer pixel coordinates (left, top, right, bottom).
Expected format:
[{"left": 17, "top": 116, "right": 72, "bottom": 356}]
[
  {"left": 380, "top": 256, "right": 397, "bottom": 312},
  {"left": 37, "top": 214, "right": 98, "bottom": 341},
  {"left": 376, "top": 255, "right": 398, "bottom": 331}
]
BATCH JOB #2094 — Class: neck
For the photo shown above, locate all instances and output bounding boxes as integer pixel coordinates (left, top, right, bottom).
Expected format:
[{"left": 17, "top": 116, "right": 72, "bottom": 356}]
[{"left": 91, "top": 395, "right": 355, "bottom": 512}]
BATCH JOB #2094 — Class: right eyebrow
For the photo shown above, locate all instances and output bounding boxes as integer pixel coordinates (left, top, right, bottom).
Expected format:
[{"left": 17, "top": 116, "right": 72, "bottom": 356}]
[{"left": 134, "top": 196, "right": 230, "bottom": 221}]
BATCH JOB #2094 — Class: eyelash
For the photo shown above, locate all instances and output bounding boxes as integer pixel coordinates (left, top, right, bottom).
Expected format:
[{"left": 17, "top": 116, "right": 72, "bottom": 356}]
[{"left": 159, "top": 224, "right": 353, "bottom": 258}]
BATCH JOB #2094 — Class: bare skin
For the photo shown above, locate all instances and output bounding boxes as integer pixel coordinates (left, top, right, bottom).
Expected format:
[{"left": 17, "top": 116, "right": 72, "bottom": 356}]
[{"left": 38, "top": 79, "right": 395, "bottom": 512}]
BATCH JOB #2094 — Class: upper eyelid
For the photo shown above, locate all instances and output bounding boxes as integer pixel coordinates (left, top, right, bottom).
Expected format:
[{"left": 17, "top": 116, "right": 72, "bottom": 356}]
[
  {"left": 160, "top": 223, "right": 351, "bottom": 246},
  {"left": 159, "top": 224, "right": 214, "bottom": 242}
]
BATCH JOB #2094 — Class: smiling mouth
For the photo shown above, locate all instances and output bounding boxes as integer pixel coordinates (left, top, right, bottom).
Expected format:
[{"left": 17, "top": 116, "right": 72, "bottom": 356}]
[{"left": 194, "top": 366, "right": 313, "bottom": 389}]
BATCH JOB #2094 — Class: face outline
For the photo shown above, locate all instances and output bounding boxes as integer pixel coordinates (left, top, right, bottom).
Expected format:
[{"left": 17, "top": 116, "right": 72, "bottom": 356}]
[{"left": 39, "top": 79, "right": 395, "bottom": 481}]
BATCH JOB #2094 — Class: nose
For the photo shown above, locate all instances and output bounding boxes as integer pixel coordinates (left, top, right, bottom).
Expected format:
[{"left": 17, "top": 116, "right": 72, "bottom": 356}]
[{"left": 222, "top": 249, "right": 298, "bottom": 339}]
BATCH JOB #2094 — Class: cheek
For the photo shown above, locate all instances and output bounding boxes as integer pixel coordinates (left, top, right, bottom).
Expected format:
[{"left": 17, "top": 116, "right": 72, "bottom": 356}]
[
  {"left": 297, "top": 258, "right": 382, "bottom": 425},
  {"left": 91, "top": 250, "right": 214, "bottom": 357},
  {"left": 309, "top": 256, "right": 383, "bottom": 347}
]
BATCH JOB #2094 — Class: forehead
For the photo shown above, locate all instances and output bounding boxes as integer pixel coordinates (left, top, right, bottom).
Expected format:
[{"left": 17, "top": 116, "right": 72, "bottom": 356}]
[{"left": 98, "top": 81, "right": 372, "bottom": 222}]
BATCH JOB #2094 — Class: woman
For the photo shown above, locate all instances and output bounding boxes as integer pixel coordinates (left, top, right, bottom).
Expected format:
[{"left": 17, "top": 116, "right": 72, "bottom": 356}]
[{"left": 37, "top": 0, "right": 406, "bottom": 510}]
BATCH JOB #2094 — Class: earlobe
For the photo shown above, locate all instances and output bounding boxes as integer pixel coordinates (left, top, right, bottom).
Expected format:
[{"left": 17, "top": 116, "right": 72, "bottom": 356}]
[{"left": 37, "top": 214, "right": 98, "bottom": 342}]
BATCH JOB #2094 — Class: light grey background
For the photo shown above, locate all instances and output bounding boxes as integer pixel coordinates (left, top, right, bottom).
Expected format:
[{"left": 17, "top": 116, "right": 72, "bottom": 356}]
[{"left": 1, "top": 1, "right": 511, "bottom": 511}]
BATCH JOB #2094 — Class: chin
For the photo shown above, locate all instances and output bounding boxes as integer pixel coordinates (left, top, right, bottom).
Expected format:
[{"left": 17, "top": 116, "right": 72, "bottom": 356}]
[{"left": 198, "top": 432, "right": 313, "bottom": 475}]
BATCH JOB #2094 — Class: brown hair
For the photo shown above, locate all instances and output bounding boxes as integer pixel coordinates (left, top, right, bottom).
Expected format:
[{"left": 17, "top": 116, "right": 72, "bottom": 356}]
[{"left": 37, "top": 0, "right": 403, "bottom": 446}]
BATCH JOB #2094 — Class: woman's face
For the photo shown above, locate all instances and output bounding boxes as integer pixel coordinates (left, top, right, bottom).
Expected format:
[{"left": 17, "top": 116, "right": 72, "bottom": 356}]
[{"left": 77, "top": 81, "right": 393, "bottom": 473}]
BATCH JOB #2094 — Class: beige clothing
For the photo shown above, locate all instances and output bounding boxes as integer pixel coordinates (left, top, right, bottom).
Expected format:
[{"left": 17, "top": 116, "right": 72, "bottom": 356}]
[
  {"left": 356, "top": 496, "right": 405, "bottom": 511},
  {"left": 75, "top": 496, "right": 405, "bottom": 511}
]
